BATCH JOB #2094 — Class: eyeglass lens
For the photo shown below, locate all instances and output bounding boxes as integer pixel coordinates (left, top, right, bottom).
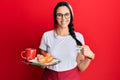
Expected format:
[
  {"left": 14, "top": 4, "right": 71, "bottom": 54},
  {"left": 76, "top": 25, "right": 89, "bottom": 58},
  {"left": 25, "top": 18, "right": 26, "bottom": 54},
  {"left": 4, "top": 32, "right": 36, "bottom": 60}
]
[{"left": 56, "top": 13, "right": 70, "bottom": 19}]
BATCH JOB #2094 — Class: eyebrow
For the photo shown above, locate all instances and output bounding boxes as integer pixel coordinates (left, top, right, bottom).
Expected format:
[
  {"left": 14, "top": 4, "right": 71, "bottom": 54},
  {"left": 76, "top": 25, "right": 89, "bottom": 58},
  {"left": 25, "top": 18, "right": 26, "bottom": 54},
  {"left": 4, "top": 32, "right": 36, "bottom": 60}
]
[{"left": 56, "top": 12, "right": 70, "bottom": 14}]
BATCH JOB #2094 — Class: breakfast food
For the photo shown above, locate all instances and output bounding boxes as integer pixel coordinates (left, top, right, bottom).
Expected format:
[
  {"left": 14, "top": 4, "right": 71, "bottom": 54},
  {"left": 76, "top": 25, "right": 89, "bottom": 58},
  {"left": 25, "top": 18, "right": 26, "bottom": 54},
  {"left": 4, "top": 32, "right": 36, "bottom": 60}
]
[{"left": 37, "top": 52, "right": 54, "bottom": 64}]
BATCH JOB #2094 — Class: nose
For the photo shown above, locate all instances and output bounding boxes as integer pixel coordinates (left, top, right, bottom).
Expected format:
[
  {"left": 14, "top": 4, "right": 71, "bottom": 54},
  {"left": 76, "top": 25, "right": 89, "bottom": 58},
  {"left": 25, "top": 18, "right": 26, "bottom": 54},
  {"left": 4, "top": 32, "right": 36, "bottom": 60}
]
[{"left": 62, "top": 15, "right": 66, "bottom": 20}]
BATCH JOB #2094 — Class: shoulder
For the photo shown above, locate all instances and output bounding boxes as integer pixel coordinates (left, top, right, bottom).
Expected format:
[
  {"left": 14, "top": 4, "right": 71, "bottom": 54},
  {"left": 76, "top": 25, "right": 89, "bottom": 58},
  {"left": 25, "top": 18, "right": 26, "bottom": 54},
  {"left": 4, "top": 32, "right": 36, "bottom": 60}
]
[
  {"left": 75, "top": 31, "right": 85, "bottom": 45},
  {"left": 42, "top": 30, "right": 54, "bottom": 37},
  {"left": 75, "top": 32, "right": 84, "bottom": 37},
  {"left": 44, "top": 30, "right": 54, "bottom": 35}
]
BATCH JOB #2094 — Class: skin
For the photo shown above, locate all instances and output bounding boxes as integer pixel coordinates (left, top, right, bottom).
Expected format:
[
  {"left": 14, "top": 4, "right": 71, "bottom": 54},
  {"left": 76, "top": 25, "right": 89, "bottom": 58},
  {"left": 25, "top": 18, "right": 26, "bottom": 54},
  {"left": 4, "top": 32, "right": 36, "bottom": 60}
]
[
  {"left": 77, "top": 45, "right": 95, "bottom": 72},
  {"left": 56, "top": 6, "right": 70, "bottom": 28},
  {"left": 39, "top": 6, "right": 95, "bottom": 71},
  {"left": 55, "top": 6, "right": 70, "bottom": 36}
]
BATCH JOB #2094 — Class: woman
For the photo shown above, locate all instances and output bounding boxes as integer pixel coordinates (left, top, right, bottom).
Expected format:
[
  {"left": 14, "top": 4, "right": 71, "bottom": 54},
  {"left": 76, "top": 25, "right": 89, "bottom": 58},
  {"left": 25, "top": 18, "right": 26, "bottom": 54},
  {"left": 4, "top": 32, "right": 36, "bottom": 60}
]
[{"left": 39, "top": 1, "right": 95, "bottom": 80}]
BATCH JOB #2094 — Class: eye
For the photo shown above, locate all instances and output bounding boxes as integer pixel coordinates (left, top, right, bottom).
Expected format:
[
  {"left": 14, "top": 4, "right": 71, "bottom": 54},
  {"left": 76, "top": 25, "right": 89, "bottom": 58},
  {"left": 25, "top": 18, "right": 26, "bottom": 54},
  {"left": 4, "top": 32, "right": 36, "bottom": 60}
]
[
  {"left": 56, "top": 13, "right": 62, "bottom": 17},
  {"left": 65, "top": 13, "right": 70, "bottom": 16}
]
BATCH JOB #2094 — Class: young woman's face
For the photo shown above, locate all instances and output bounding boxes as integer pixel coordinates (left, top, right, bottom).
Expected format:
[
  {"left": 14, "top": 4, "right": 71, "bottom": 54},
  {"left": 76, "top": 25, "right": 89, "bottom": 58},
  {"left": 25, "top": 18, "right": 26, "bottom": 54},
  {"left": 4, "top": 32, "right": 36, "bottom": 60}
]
[{"left": 56, "top": 6, "right": 70, "bottom": 28}]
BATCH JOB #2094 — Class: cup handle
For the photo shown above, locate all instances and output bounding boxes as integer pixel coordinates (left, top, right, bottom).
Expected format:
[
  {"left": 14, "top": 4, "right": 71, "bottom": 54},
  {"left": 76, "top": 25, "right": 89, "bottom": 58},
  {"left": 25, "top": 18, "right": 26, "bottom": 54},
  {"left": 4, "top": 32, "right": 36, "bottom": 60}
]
[{"left": 21, "top": 51, "right": 27, "bottom": 59}]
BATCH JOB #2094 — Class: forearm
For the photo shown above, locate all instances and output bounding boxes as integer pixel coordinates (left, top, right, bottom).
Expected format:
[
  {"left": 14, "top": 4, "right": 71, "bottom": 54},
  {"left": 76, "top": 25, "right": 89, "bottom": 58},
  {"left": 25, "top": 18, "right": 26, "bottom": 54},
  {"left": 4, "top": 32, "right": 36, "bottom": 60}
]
[
  {"left": 78, "top": 58, "right": 91, "bottom": 72},
  {"left": 77, "top": 45, "right": 95, "bottom": 72}
]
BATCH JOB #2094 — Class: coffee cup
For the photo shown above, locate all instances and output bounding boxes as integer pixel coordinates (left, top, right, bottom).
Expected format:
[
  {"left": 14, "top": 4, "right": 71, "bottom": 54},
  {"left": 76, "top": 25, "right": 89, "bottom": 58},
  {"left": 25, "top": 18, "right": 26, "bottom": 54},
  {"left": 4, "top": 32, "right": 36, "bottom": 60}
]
[{"left": 21, "top": 48, "right": 36, "bottom": 61}]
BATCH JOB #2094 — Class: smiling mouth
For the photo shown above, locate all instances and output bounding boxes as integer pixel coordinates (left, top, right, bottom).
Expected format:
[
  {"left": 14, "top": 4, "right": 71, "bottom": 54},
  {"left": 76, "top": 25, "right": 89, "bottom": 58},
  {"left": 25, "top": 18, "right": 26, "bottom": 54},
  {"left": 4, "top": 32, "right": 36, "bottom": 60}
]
[
  {"left": 61, "top": 21, "right": 67, "bottom": 24},
  {"left": 61, "top": 22, "right": 66, "bottom": 24}
]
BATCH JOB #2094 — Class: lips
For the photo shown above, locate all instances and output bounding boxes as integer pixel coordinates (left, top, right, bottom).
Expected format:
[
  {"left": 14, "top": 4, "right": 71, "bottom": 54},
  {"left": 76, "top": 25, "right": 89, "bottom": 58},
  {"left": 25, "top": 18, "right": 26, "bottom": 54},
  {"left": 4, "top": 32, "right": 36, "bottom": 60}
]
[
  {"left": 61, "top": 22, "right": 66, "bottom": 24},
  {"left": 61, "top": 21, "right": 67, "bottom": 24}
]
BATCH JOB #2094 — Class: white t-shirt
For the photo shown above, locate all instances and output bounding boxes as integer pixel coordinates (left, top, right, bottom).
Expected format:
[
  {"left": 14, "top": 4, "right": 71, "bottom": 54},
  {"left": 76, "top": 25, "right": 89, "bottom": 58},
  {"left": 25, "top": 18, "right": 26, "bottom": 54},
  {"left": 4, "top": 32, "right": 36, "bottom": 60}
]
[{"left": 39, "top": 30, "right": 85, "bottom": 72}]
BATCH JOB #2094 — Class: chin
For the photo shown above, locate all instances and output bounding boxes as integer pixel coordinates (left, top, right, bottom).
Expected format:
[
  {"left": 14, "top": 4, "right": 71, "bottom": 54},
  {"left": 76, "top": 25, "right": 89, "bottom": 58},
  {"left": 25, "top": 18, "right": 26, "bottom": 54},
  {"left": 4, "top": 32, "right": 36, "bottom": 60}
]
[
  {"left": 60, "top": 24, "right": 69, "bottom": 27},
  {"left": 61, "top": 25, "right": 68, "bottom": 28}
]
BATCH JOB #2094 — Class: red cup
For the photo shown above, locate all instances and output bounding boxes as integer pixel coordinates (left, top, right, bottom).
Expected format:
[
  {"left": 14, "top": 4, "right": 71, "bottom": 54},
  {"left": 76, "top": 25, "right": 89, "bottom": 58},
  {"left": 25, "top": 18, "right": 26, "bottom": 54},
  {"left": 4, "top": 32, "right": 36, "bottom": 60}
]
[{"left": 21, "top": 48, "right": 36, "bottom": 61}]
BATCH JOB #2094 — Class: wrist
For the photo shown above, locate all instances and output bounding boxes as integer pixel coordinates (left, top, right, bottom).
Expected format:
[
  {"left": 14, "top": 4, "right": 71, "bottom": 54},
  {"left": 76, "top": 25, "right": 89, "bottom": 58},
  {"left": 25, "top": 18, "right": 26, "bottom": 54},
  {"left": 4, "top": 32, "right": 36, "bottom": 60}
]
[
  {"left": 86, "top": 53, "right": 95, "bottom": 60},
  {"left": 86, "top": 56, "right": 92, "bottom": 60}
]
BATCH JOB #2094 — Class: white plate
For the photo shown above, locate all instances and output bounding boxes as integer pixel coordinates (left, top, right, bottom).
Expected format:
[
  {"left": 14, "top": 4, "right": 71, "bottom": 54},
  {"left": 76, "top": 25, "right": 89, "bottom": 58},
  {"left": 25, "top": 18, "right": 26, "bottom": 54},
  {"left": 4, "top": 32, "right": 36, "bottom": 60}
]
[{"left": 28, "top": 57, "right": 61, "bottom": 66}]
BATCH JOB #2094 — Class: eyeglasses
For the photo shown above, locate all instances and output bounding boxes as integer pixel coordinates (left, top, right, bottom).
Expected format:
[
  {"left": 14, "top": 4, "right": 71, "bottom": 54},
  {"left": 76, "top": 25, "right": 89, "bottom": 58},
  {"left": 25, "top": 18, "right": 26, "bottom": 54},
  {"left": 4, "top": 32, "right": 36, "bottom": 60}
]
[{"left": 56, "top": 13, "right": 70, "bottom": 19}]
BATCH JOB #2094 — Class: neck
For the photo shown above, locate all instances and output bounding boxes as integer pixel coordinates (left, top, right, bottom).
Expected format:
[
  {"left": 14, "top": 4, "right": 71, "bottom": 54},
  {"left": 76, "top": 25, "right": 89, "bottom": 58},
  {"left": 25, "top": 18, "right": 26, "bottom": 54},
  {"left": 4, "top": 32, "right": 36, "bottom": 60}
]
[{"left": 55, "top": 27, "right": 70, "bottom": 36}]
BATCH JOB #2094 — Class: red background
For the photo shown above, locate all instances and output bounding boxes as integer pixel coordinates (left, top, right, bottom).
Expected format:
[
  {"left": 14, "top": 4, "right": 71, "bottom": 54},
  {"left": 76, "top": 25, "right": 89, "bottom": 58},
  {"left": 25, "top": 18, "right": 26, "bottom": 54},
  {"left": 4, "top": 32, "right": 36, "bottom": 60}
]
[{"left": 0, "top": 0, "right": 120, "bottom": 80}]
